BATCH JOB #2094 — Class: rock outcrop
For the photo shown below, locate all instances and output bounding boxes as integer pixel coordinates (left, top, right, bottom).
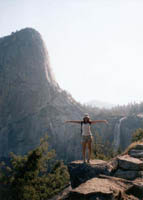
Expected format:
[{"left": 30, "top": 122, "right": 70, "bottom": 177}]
[
  {"left": 68, "top": 160, "right": 110, "bottom": 188},
  {"left": 61, "top": 143, "right": 143, "bottom": 199}
]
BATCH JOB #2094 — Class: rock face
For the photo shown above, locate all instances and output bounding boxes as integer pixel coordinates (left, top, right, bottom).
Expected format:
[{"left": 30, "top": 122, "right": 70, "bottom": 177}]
[
  {"left": 68, "top": 160, "right": 110, "bottom": 188},
  {"left": 61, "top": 143, "right": 143, "bottom": 200},
  {"left": 0, "top": 28, "right": 84, "bottom": 161}
]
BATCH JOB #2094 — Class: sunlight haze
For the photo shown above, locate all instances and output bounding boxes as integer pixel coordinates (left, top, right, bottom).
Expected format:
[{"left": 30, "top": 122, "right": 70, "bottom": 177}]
[{"left": 1, "top": 0, "right": 143, "bottom": 105}]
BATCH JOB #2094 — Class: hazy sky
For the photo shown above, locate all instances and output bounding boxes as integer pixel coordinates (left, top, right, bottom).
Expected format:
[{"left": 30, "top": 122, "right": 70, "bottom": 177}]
[{"left": 1, "top": 0, "right": 143, "bottom": 105}]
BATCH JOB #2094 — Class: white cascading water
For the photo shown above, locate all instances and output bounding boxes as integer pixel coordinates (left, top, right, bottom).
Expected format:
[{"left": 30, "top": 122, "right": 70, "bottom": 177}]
[{"left": 113, "top": 117, "right": 127, "bottom": 151}]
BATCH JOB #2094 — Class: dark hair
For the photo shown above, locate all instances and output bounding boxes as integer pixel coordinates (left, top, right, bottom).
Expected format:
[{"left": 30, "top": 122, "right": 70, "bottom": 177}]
[{"left": 83, "top": 117, "right": 91, "bottom": 124}]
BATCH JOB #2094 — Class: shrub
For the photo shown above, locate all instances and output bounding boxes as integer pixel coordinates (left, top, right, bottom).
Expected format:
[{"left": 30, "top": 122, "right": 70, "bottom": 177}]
[{"left": 132, "top": 128, "right": 143, "bottom": 142}]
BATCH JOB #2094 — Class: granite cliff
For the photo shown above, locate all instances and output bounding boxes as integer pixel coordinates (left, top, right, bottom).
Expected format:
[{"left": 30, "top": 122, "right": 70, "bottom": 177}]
[{"left": 0, "top": 28, "right": 84, "bottom": 161}]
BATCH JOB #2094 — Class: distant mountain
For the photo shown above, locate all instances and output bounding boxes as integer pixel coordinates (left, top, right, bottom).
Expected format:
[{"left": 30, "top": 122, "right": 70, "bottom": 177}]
[{"left": 85, "top": 100, "right": 115, "bottom": 109}]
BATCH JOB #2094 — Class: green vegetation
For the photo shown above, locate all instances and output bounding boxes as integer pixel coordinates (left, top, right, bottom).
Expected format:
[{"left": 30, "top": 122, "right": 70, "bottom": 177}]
[
  {"left": 92, "top": 132, "right": 117, "bottom": 160},
  {"left": 0, "top": 137, "right": 69, "bottom": 200},
  {"left": 132, "top": 128, "right": 143, "bottom": 142}
]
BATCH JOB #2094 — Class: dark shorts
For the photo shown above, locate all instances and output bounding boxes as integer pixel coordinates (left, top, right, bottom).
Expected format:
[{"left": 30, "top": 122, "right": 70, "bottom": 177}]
[{"left": 82, "top": 135, "right": 93, "bottom": 143}]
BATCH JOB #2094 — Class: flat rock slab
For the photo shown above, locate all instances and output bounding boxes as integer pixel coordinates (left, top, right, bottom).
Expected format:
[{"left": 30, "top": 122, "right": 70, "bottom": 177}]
[
  {"left": 117, "top": 155, "right": 143, "bottom": 171},
  {"left": 68, "top": 160, "right": 111, "bottom": 188},
  {"left": 64, "top": 176, "right": 136, "bottom": 200}
]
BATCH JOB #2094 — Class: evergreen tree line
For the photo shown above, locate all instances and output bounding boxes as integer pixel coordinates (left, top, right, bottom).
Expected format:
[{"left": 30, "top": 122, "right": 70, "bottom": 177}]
[{"left": 83, "top": 101, "right": 143, "bottom": 116}]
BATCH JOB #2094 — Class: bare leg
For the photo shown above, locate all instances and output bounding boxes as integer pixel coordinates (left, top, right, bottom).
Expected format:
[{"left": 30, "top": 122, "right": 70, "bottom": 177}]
[
  {"left": 82, "top": 142, "right": 87, "bottom": 163},
  {"left": 87, "top": 141, "right": 92, "bottom": 163}
]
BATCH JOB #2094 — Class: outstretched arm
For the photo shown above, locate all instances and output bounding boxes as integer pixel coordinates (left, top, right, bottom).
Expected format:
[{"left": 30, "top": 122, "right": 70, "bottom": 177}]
[
  {"left": 65, "top": 120, "right": 82, "bottom": 124},
  {"left": 91, "top": 120, "right": 108, "bottom": 124}
]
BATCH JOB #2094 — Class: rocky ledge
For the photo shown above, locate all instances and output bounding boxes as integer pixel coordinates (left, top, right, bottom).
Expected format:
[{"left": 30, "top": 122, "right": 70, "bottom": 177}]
[{"left": 61, "top": 142, "right": 143, "bottom": 200}]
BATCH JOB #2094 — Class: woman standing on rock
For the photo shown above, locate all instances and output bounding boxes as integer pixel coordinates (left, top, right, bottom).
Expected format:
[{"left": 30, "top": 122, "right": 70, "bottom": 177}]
[{"left": 65, "top": 114, "right": 108, "bottom": 163}]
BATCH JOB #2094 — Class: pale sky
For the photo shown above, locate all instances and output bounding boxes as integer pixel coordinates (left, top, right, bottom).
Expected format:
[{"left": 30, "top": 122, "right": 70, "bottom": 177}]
[{"left": 0, "top": 0, "right": 143, "bottom": 105}]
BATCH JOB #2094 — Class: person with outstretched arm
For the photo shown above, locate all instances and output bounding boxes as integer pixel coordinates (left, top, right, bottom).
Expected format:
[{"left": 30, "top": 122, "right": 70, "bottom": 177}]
[{"left": 65, "top": 113, "right": 108, "bottom": 163}]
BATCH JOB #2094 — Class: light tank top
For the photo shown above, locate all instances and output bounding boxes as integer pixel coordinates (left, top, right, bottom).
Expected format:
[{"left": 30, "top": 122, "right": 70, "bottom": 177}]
[{"left": 82, "top": 123, "right": 92, "bottom": 136}]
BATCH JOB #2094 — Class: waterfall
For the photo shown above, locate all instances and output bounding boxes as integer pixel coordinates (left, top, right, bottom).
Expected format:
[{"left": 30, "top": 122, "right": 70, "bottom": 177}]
[{"left": 113, "top": 117, "right": 127, "bottom": 151}]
